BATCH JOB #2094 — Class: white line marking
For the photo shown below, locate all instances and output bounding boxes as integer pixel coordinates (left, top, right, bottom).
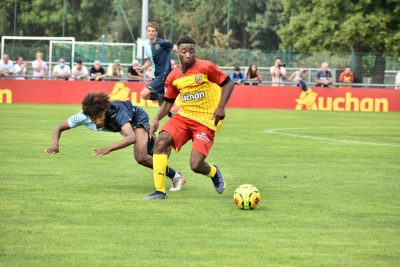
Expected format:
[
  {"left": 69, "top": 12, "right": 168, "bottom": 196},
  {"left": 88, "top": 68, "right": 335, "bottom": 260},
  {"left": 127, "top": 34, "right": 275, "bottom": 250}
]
[{"left": 265, "top": 127, "right": 400, "bottom": 147}]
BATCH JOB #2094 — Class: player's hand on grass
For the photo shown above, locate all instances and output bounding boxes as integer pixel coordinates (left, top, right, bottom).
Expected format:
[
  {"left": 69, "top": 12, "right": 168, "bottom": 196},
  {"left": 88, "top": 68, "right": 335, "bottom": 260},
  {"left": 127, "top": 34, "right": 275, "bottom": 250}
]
[
  {"left": 212, "top": 106, "right": 225, "bottom": 126},
  {"left": 45, "top": 145, "right": 59, "bottom": 154},
  {"left": 150, "top": 119, "right": 159, "bottom": 137},
  {"left": 92, "top": 147, "right": 111, "bottom": 156}
]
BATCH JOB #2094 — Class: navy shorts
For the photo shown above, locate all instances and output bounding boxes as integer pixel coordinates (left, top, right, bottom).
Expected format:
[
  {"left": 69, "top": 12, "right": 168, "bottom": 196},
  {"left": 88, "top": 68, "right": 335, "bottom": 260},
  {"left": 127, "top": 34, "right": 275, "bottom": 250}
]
[{"left": 147, "top": 74, "right": 168, "bottom": 94}]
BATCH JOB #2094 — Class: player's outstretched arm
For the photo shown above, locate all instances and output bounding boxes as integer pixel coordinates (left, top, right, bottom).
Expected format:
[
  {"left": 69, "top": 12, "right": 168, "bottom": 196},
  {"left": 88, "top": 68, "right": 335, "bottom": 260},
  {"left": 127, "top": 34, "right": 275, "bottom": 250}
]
[
  {"left": 45, "top": 121, "right": 71, "bottom": 154},
  {"left": 150, "top": 101, "right": 174, "bottom": 137},
  {"left": 212, "top": 79, "right": 235, "bottom": 126},
  {"left": 92, "top": 123, "right": 136, "bottom": 156}
]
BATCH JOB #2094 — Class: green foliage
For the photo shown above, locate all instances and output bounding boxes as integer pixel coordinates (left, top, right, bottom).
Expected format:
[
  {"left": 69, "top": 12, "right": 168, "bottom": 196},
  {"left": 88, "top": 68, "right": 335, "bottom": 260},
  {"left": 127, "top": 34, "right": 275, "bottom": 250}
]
[{"left": 1, "top": 104, "right": 400, "bottom": 266}]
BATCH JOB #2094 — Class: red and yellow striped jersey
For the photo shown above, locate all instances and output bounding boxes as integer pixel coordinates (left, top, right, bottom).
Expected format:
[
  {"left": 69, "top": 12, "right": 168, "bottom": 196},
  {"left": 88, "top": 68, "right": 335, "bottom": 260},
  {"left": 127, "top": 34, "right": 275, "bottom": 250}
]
[{"left": 164, "top": 59, "right": 228, "bottom": 131}]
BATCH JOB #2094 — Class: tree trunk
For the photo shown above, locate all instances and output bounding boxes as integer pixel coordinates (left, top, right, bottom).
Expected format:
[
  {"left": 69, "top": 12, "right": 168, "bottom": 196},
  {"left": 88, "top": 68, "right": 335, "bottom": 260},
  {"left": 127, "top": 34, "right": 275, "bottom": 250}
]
[
  {"left": 371, "top": 54, "right": 386, "bottom": 84},
  {"left": 352, "top": 45, "right": 364, "bottom": 84}
]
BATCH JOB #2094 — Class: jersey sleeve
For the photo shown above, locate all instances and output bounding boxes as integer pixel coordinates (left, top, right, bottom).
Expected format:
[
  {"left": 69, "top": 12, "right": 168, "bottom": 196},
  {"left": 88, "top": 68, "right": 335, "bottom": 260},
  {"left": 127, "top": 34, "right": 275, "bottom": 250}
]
[
  {"left": 160, "top": 40, "right": 174, "bottom": 50},
  {"left": 164, "top": 71, "right": 180, "bottom": 101},
  {"left": 68, "top": 111, "right": 91, "bottom": 128},
  {"left": 205, "top": 61, "right": 228, "bottom": 86}
]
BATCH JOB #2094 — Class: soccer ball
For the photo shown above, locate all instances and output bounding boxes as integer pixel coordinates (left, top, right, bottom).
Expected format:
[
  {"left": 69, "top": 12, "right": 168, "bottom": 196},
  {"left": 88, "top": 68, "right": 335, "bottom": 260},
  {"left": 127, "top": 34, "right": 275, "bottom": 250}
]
[{"left": 233, "top": 184, "right": 261, "bottom": 210}]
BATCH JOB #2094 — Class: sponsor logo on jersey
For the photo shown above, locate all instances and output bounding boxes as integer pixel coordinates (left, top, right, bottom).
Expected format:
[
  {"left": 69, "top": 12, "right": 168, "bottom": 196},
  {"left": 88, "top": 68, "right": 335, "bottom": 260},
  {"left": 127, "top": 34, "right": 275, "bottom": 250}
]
[{"left": 181, "top": 91, "right": 205, "bottom": 102}]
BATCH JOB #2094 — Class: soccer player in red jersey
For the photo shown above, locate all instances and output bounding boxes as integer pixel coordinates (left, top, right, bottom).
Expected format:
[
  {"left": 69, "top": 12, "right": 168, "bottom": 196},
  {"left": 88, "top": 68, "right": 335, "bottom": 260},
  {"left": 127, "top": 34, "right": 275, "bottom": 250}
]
[{"left": 145, "top": 35, "right": 235, "bottom": 200}]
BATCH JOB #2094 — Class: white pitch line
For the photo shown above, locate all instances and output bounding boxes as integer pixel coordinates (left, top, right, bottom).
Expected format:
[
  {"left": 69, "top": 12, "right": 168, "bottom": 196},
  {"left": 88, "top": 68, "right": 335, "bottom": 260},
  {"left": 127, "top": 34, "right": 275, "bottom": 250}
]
[{"left": 265, "top": 127, "right": 400, "bottom": 147}]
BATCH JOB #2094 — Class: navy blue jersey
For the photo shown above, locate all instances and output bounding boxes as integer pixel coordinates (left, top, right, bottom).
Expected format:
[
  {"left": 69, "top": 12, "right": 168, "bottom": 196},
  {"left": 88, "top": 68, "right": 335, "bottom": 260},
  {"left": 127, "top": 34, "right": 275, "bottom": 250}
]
[
  {"left": 104, "top": 101, "right": 149, "bottom": 132},
  {"left": 144, "top": 37, "right": 173, "bottom": 77}
]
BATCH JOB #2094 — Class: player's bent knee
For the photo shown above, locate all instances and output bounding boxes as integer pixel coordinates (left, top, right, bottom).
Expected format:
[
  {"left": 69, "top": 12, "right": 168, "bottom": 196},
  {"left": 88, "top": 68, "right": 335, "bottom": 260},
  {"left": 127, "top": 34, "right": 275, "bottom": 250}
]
[
  {"left": 190, "top": 160, "right": 203, "bottom": 173},
  {"left": 140, "top": 89, "right": 151, "bottom": 99},
  {"left": 154, "top": 135, "right": 171, "bottom": 154},
  {"left": 135, "top": 155, "right": 148, "bottom": 166}
]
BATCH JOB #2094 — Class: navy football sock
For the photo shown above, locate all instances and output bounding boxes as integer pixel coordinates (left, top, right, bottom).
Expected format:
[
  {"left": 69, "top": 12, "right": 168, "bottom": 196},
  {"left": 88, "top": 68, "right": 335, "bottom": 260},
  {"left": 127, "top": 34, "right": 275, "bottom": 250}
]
[{"left": 166, "top": 166, "right": 176, "bottom": 180}]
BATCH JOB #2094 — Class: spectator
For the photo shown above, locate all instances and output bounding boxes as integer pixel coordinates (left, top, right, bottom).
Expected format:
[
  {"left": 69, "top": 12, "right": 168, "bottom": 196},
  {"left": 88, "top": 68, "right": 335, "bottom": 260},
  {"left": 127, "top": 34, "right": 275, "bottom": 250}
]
[
  {"left": 0, "top": 53, "right": 15, "bottom": 77},
  {"left": 288, "top": 68, "right": 306, "bottom": 85},
  {"left": 106, "top": 59, "right": 124, "bottom": 80},
  {"left": 71, "top": 59, "right": 89, "bottom": 80},
  {"left": 395, "top": 71, "right": 400, "bottom": 89},
  {"left": 171, "top": 59, "right": 176, "bottom": 69},
  {"left": 338, "top": 66, "right": 354, "bottom": 87},
  {"left": 32, "top": 51, "right": 48, "bottom": 79},
  {"left": 89, "top": 60, "right": 106, "bottom": 81},
  {"left": 52, "top": 58, "right": 71, "bottom": 80},
  {"left": 245, "top": 64, "right": 262, "bottom": 85},
  {"left": 229, "top": 66, "right": 245, "bottom": 85},
  {"left": 270, "top": 57, "right": 286, "bottom": 86},
  {"left": 13, "top": 56, "right": 28, "bottom": 80},
  {"left": 127, "top": 59, "right": 142, "bottom": 81},
  {"left": 315, "top": 62, "right": 333, "bottom": 87}
]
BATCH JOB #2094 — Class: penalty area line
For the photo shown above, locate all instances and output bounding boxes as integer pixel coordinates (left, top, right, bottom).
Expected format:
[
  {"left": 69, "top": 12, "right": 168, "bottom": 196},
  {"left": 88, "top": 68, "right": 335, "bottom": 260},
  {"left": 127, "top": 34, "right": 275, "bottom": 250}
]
[{"left": 265, "top": 127, "right": 400, "bottom": 147}]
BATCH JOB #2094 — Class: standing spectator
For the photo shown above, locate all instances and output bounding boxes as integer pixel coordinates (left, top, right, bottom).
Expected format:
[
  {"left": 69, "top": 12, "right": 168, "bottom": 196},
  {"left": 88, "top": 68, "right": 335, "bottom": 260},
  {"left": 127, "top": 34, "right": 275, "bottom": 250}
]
[
  {"left": 13, "top": 56, "right": 28, "bottom": 80},
  {"left": 288, "top": 68, "right": 306, "bottom": 85},
  {"left": 270, "top": 57, "right": 286, "bottom": 86},
  {"left": 315, "top": 62, "right": 333, "bottom": 87},
  {"left": 0, "top": 54, "right": 15, "bottom": 77},
  {"left": 395, "top": 71, "right": 400, "bottom": 89},
  {"left": 32, "top": 51, "right": 48, "bottom": 79},
  {"left": 89, "top": 60, "right": 106, "bottom": 81},
  {"left": 339, "top": 66, "right": 354, "bottom": 87},
  {"left": 106, "top": 59, "right": 124, "bottom": 80},
  {"left": 52, "top": 58, "right": 71, "bottom": 80},
  {"left": 229, "top": 66, "right": 245, "bottom": 85},
  {"left": 127, "top": 59, "right": 142, "bottom": 81},
  {"left": 71, "top": 59, "right": 89, "bottom": 80},
  {"left": 245, "top": 64, "right": 262, "bottom": 85}
]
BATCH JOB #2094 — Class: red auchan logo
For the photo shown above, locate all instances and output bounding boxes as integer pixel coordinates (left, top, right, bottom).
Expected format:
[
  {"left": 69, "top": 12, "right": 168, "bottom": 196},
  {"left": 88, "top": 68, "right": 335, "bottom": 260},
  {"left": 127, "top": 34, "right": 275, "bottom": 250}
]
[{"left": 295, "top": 90, "right": 389, "bottom": 112}]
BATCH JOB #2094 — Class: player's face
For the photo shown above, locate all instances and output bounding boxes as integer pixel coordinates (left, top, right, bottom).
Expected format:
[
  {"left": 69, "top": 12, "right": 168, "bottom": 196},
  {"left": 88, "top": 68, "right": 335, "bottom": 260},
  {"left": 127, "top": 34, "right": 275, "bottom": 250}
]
[
  {"left": 146, "top": 27, "right": 157, "bottom": 41},
  {"left": 178, "top": 44, "right": 195, "bottom": 67},
  {"left": 91, "top": 112, "right": 106, "bottom": 128}
]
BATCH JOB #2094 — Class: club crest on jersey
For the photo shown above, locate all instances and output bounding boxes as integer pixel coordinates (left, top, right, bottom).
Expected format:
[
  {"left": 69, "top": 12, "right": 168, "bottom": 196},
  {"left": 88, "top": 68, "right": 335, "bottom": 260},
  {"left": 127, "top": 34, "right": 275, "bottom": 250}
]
[
  {"left": 194, "top": 75, "right": 202, "bottom": 84},
  {"left": 154, "top": 44, "right": 160, "bottom": 50}
]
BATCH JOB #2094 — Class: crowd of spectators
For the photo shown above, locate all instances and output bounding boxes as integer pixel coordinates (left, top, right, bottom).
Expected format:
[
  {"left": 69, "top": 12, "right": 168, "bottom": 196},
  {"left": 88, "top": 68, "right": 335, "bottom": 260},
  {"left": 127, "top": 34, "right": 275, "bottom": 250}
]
[{"left": 0, "top": 51, "right": 398, "bottom": 88}]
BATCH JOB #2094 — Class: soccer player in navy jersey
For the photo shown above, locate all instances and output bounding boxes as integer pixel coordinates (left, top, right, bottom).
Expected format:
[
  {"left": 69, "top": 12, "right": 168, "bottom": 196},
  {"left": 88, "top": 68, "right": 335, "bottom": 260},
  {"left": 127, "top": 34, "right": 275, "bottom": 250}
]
[
  {"left": 44, "top": 92, "right": 185, "bottom": 191},
  {"left": 135, "top": 22, "right": 176, "bottom": 104}
]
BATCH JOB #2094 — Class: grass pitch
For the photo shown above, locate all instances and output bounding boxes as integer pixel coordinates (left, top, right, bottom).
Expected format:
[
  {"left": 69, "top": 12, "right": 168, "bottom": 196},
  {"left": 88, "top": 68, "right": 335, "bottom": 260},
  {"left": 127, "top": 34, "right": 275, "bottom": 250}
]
[{"left": 1, "top": 104, "right": 399, "bottom": 266}]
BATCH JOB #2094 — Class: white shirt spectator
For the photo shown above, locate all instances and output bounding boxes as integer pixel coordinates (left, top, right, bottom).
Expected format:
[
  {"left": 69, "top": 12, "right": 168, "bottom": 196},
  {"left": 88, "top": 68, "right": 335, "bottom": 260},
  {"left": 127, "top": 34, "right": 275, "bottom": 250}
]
[
  {"left": 395, "top": 71, "right": 400, "bottom": 89},
  {"left": 53, "top": 64, "right": 71, "bottom": 78},
  {"left": 71, "top": 65, "right": 89, "bottom": 80},
  {"left": 32, "top": 60, "right": 48, "bottom": 78},
  {"left": 13, "top": 63, "right": 26, "bottom": 80},
  {"left": 0, "top": 60, "right": 14, "bottom": 74}
]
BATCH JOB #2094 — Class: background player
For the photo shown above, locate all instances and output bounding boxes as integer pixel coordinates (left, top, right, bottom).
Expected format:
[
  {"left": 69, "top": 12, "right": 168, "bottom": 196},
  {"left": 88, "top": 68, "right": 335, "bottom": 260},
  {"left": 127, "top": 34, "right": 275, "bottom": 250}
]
[
  {"left": 135, "top": 22, "right": 176, "bottom": 104},
  {"left": 45, "top": 92, "right": 185, "bottom": 191},
  {"left": 145, "top": 35, "right": 235, "bottom": 200}
]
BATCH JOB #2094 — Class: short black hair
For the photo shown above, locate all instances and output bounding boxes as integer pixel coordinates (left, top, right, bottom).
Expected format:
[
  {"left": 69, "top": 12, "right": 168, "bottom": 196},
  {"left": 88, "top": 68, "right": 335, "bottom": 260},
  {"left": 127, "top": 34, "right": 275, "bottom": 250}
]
[
  {"left": 77, "top": 59, "right": 83, "bottom": 64},
  {"left": 176, "top": 35, "right": 196, "bottom": 47}
]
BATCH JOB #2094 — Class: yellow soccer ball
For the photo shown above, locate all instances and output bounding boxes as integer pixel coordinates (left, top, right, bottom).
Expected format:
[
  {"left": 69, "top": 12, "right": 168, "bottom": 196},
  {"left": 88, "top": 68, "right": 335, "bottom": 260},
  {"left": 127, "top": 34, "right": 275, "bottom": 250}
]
[{"left": 233, "top": 184, "right": 261, "bottom": 210}]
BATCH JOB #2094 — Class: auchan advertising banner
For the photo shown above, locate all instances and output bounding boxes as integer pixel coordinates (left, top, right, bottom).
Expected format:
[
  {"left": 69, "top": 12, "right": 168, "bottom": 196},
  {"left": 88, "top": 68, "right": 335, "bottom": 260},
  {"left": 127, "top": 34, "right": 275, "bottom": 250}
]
[{"left": 0, "top": 80, "right": 399, "bottom": 112}]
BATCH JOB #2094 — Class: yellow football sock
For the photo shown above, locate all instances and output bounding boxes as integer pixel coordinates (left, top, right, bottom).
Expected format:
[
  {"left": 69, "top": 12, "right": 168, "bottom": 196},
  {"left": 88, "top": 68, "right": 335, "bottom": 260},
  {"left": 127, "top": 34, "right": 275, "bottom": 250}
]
[
  {"left": 153, "top": 154, "right": 168, "bottom": 193},
  {"left": 207, "top": 165, "right": 217, "bottom": 178}
]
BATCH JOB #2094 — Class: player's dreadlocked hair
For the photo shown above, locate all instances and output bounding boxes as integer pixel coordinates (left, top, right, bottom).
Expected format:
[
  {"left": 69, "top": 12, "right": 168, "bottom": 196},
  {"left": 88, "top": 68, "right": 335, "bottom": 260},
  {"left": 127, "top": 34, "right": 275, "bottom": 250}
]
[
  {"left": 176, "top": 35, "right": 196, "bottom": 47},
  {"left": 82, "top": 92, "right": 111, "bottom": 117}
]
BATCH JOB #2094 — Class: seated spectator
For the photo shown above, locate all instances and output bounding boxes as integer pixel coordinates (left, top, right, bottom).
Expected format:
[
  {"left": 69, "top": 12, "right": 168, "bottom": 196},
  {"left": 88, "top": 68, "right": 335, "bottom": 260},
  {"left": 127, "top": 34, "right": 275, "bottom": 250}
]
[
  {"left": 127, "top": 59, "right": 142, "bottom": 81},
  {"left": 71, "top": 59, "right": 89, "bottom": 80},
  {"left": 13, "top": 56, "right": 28, "bottom": 80},
  {"left": 0, "top": 53, "right": 15, "bottom": 77},
  {"left": 270, "top": 57, "right": 286, "bottom": 86},
  {"left": 288, "top": 68, "right": 306, "bottom": 85},
  {"left": 396, "top": 71, "right": 400, "bottom": 90},
  {"left": 171, "top": 59, "right": 176, "bottom": 69},
  {"left": 245, "top": 64, "right": 262, "bottom": 85},
  {"left": 338, "top": 66, "right": 354, "bottom": 87},
  {"left": 52, "top": 58, "right": 71, "bottom": 80},
  {"left": 229, "top": 66, "right": 245, "bottom": 85},
  {"left": 32, "top": 51, "right": 48, "bottom": 79},
  {"left": 315, "top": 62, "right": 333, "bottom": 87},
  {"left": 89, "top": 60, "right": 106, "bottom": 81},
  {"left": 106, "top": 59, "right": 124, "bottom": 80}
]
